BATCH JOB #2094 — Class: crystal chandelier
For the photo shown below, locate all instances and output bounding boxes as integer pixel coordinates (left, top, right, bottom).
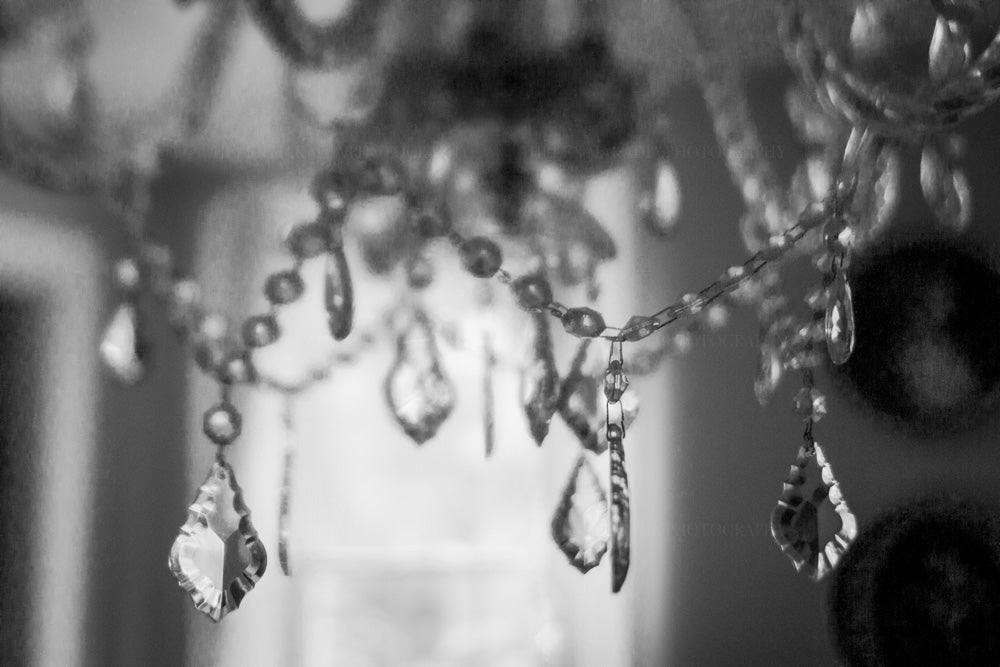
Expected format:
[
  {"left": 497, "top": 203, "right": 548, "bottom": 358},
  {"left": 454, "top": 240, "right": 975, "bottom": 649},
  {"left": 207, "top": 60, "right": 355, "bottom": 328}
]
[{"left": 1, "top": 0, "right": 994, "bottom": 628}]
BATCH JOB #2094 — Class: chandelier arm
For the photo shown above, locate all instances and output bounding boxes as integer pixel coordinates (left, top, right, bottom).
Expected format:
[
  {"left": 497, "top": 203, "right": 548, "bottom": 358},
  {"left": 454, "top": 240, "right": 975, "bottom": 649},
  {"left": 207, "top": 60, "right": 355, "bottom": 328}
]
[
  {"left": 676, "top": 0, "right": 795, "bottom": 238},
  {"left": 779, "top": 0, "right": 1000, "bottom": 137},
  {"left": 242, "top": 0, "right": 388, "bottom": 68}
]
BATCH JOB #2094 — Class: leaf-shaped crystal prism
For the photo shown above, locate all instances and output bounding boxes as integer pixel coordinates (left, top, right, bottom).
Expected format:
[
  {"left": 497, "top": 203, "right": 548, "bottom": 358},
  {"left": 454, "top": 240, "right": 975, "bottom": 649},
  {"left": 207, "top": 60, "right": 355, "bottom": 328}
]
[
  {"left": 770, "top": 442, "right": 857, "bottom": 581},
  {"left": 385, "top": 309, "right": 455, "bottom": 444},
  {"left": 521, "top": 312, "right": 560, "bottom": 445},
  {"left": 552, "top": 454, "right": 609, "bottom": 573},
  {"left": 168, "top": 460, "right": 267, "bottom": 621},
  {"left": 609, "top": 430, "right": 630, "bottom": 593},
  {"left": 99, "top": 301, "right": 149, "bottom": 385},
  {"left": 825, "top": 272, "right": 856, "bottom": 366},
  {"left": 325, "top": 246, "right": 354, "bottom": 341}
]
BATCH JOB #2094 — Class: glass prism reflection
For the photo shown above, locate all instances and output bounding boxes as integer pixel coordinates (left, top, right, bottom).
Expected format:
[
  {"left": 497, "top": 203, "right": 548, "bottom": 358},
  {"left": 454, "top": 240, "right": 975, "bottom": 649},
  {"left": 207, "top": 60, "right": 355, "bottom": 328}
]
[
  {"left": 551, "top": 454, "right": 609, "bottom": 573},
  {"left": 825, "top": 271, "right": 855, "bottom": 366},
  {"left": 770, "top": 442, "right": 857, "bottom": 581},
  {"left": 385, "top": 309, "right": 455, "bottom": 444},
  {"left": 168, "top": 460, "right": 267, "bottom": 622}
]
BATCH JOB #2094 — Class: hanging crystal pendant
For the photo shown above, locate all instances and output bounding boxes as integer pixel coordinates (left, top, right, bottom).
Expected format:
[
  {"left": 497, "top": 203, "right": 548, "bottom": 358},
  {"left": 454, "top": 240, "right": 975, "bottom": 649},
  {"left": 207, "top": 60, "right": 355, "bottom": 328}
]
[
  {"left": 325, "top": 246, "right": 354, "bottom": 341},
  {"left": 551, "top": 453, "right": 610, "bottom": 573},
  {"left": 770, "top": 441, "right": 857, "bottom": 581},
  {"left": 638, "top": 158, "right": 681, "bottom": 237},
  {"left": 608, "top": 424, "right": 630, "bottom": 593},
  {"left": 168, "top": 459, "right": 267, "bottom": 621},
  {"left": 825, "top": 271, "right": 856, "bottom": 365},
  {"left": 99, "top": 300, "right": 149, "bottom": 385},
  {"left": 521, "top": 312, "right": 560, "bottom": 445},
  {"left": 385, "top": 308, "right": 455, "bottom": 444}
]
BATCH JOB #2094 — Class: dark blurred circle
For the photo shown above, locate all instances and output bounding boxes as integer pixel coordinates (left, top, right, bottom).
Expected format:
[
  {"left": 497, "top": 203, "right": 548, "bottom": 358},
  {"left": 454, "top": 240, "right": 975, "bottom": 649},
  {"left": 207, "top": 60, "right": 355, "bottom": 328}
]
[
  {"left": 830, "top": 496, "right": 1000, "bottom": 666},
  {"left": 832, "top": 235, "right": 1000, "bottom": 435}
]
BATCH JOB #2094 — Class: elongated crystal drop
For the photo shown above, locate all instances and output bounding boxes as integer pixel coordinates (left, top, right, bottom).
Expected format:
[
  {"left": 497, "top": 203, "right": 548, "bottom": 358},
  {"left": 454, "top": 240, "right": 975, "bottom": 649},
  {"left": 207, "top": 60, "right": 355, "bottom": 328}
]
[
  {"left": 825, "top": 271, "right": 856, "bottom": 365},
  {"left": 551, "top": 454, "right": 610, "bottom": 573},
  {"left": 325, "top": 246, "right": 354, "bottom": 341},
  {"left": 771, "top": 442, "right": 857, "bottom": 581},
  {"left": 608, "top": 425, "right": 630, "bottom": 593},
  {"left": 168, "top": 459, "right": 267, "bottom": 621},
  {"left": 100, "top": 301, "right": 149, "bottom": 385},
  {"left": 754, "top": 343, "right": 783, "bottom": 406},
  {"left": 385, "top": 309, "right": 455, "bottom": 444},
  {"left": 521, "top": 313, "right": 560, "bottom": 445}
]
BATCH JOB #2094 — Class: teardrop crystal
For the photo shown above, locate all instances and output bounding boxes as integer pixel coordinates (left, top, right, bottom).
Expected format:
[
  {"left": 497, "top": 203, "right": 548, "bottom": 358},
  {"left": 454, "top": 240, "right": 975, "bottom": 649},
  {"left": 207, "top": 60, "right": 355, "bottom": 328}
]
[
  {"left": 551, "top": 454, "right": 610, "bottom": 573},
  {"left": 929, "top": 15, "right": 971, "bottom": 84},
  {"left": 168, "top": 460, "right": 267, "bottom": 621},
  {"left": 609, "top": 429, "right": 630, "bottom": 593},
  {"left": 521, "top": 313, "right": 560, "bottom": 445},
  {"left": 770, "top": 442, "right": 857, "bottom": 581},
  {"left": 99, "top": 301, "right": 149, "bottom": 385},
  {"left": 385, "top": 309, "right": 455, "bottom": 444},
  {"left": 325, "top": 246, "right": 354, "bottom": 341},
  {"left": 557, "top": 340, "right": 599, "bottom": 445},
  {"left": 825, "top": 272, "right": 856, "bottom": 365},
  {"left": 920, "top": 139, "right": 972, "bottom": 231}
]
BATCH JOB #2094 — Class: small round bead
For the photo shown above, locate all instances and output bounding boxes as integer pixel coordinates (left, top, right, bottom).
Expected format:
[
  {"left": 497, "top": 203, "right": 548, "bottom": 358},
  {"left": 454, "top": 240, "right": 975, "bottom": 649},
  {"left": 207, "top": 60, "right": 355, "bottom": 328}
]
[
  {"left": 203, "top": 401, "right": 242, "bottom": 445},
  {"left": 114, "top": 258, "right": 141, "bottom": 292},
  {"left": 512, "top": 275, "right": 553, "bottom": 311},
  {"left": 286, "top": 222, "right": 330, "bottom": 260},
  {"left": 357, "top": 155, "right": 406, "bottom": 196},
  {"left": 720, "top": 265, "right": 747, "bottom": 289},
  {"left": 561, "top": 307, "right": 606, "bottom": 338},
  {"left": 264, "top": 270, "right": 305, "bottom": 305},
  {"left": 459, "top": 237, "right": 503, "bottom": 278},
  {"left": 241, "top": 314, "right": 281, "bottom": 348},
  {"left": 405, "top": 255, "right": 434, "bottom": 289},
  {"left": 411, "top": 209, "right": 450, "bottom": 239},
  {"left": 310, "top": 169, "right": 352, "bottom": 217},
  {"left": 218, "top": 349, "right": 257, "bottom": 384},
  {"left": 606, "top": 423, "right": 623, "bottom": 441}
]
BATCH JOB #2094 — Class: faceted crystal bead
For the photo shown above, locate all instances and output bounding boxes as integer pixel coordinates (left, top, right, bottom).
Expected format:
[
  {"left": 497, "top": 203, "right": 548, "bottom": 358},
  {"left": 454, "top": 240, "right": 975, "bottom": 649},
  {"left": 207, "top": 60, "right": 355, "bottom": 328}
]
[
  {"left": 825, "top": 271, "right": 856, "bottom": 365},
  {"left": 218, "top": 350, "right": 257, "bottom": 385},
  {"left": 680, "top": 293, "right": 706, "bottom": 315},
  {"left": 264, "top": 270, "right": 305, "bottom": 305},
  {"left": 793, "top": 387, "right": 828, "bottom": 422},
  {"left": 551, "top": 454, "right": 609, "bottom": 573},
  {"left": 385, "top": 310, "right": 455, "bottom": 444},
  {"left": 100, "top": 301, "right": 149, "bottom": 385},
  {"left": 325, "top": 246, "right": 354, "bottom": 341},
  {"left": 458, "top": 237, "right": 503, "bottom": 278},
  {"left": 521, "top": 313, "right": 560, "bottom": 445},
  {"left": 512, "top": 275, "right": 553, "bottom": 312},
  {"left": 770, "top": 443, "right": 858, "bottom": 581},
  {"left": 168, "top": 460, "right": 267, "bottom": 621},
  {"left": 603, "top": 360, "right": 629, "bottom": 404},
  {"left": 609, "top": 428, "right": 630, "bottom": 593},
  {"left": 561, "top": 307, "right": 605, "bottom": 338},
  {"left": 241, "top": 314, "right": 280, "bottom": 348}
]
